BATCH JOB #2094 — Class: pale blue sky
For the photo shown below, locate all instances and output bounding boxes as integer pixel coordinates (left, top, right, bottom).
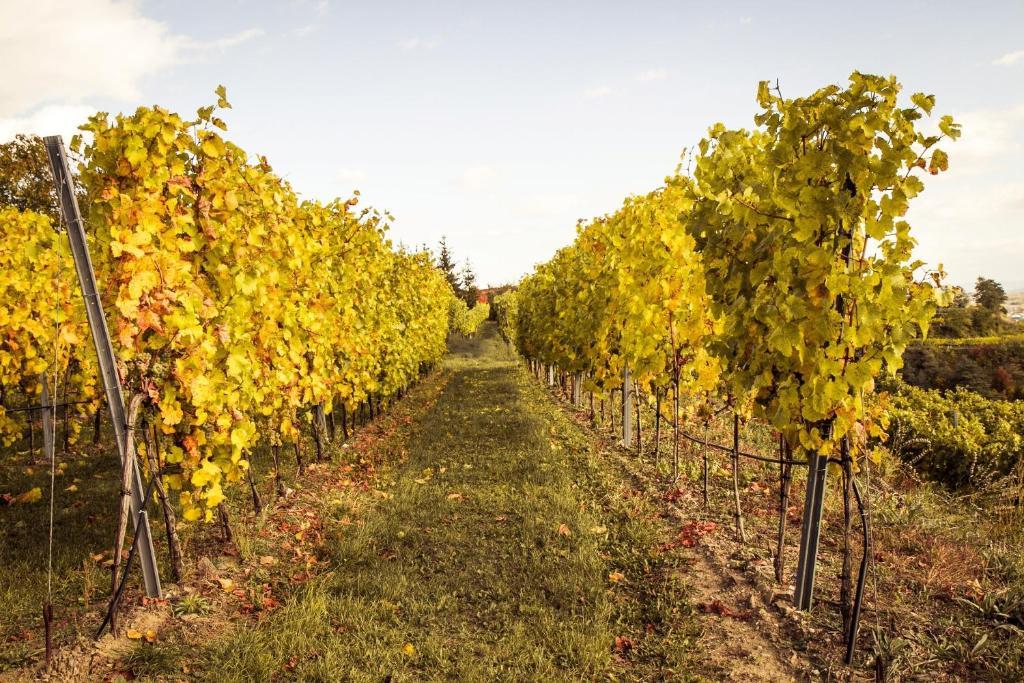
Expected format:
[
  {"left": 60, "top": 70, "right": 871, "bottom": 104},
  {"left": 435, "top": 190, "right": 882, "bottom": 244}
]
[{"left": 2, "top": 0, "right": 1022, "bottom": 289}]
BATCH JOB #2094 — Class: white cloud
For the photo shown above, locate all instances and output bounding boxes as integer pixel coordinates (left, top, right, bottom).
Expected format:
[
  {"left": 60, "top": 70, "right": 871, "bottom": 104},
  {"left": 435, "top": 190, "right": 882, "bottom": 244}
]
[
  {"left": 739, "top": 16, "right": 753, "bottom": 25},
  {"left": 0, "top": 0, "right": 184, "bottom": 117},
  {"left": 0, "top": 1, "right": 263, "bottom": 141},
  {"left": 908, "top": 103, "right": 1024, "bottom": 289},
  {"left": 942, "top": 104, "right": 1024, "bottom": 175},
  {"left": 0, "top": 103, "right": 97, "bottom": 144},
  {"left": 185, "top": 28, "right": 264, "bottom": 52},
  {"left": 399, "top": 36, "right": 442, "bottom": 51},
  {"left": 993, "top": 49, "right": 1024, "bottom": 66},
  {"left": 584, "top": 85, "right": 614, "bottom": 98},
  {"left": 458, "top": 165, "right": 497, "bottom": 191},
  {"left": 637, "top": 69, "right": 668, "bottom": 82},
  {"left": 291, "top": 24, "right": 321, "bottom": 38},
  {"left": 337, "top": 167, "right": 367, "bottom": 184}
]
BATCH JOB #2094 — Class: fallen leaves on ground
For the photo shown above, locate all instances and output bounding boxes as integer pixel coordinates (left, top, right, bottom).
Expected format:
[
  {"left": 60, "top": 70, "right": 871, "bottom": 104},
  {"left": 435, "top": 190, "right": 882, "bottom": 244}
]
[
  {"left": 660, "top": 520, "right": 718, "bottom": 551},
  {"left": 2, "top": 487, "right": 42, "bottom": 505},
  {"left": 701, "top": 599, "right": 752, "bottom": 620}
]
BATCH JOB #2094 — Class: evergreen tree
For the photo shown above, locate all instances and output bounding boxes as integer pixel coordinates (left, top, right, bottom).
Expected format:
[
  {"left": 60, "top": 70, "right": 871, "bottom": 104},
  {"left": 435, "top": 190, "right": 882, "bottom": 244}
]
[
  {"left": 437, "top": 237, "right": 461, "bottom": 294},
  {"left": 461, "top": 261, "right": 479, "bottom": 307}
]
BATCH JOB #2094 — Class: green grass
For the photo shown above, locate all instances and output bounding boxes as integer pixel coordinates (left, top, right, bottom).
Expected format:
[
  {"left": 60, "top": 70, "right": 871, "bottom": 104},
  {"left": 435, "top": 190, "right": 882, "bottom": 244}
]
[
  {"left": 0, "top": 437, "right": 124, "bottom": 669},
  {"left": 193, "top": 324, "right": 700, "bottom": 682},
  {"left": 0, "top": 390, "right": 315, "bottom": 672}
]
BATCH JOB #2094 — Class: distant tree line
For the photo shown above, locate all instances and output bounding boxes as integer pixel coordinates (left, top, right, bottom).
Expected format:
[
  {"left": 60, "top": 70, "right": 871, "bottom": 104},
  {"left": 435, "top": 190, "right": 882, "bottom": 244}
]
[
  {"left": 900, "top": 276, "right": 1024, "bottom": 400},
  {"left": 901, "top": 337, "right": 1024, "bottom": 400},
  {"left": 931, "top": 277, "right": 1018, "bottom": 338}
]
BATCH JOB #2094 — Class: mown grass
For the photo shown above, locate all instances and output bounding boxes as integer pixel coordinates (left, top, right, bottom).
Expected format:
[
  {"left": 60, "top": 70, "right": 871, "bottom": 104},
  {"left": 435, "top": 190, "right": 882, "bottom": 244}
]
[{"left": 192, "top": 324, "right": 700, "bottom": 682}]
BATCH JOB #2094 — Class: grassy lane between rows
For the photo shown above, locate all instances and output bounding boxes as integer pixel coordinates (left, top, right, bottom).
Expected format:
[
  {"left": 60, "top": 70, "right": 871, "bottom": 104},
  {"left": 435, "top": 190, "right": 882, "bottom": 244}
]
[{"left": 196, "top": 323, "right": 701, "bottom": 682}]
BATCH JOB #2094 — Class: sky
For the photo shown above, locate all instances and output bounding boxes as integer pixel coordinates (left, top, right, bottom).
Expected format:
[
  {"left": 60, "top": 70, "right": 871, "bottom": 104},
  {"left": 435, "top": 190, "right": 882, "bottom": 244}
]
[{"left": 1, "top": 0, "right": 1022, "bottom": 290}]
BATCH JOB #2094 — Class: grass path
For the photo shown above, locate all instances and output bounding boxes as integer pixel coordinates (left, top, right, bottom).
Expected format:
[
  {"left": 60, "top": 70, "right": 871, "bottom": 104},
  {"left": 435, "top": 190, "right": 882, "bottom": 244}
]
[{"left": 201, "top": 324, "right": 700, "bottom": 681}]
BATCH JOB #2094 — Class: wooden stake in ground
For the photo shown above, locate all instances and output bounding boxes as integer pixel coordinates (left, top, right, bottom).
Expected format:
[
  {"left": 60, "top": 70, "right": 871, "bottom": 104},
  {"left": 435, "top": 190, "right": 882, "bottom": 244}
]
[
  {"left": 92, "top": 405, "right": 102, "bottom": 444},
  {"left": 774, "top": 435, "right": 793, "bottom": 584},
  {"left": 702, "top": 420, "right": 709, "bottom": 508},
  {"left": 294, "top": 438, "right": 305, "bottom": 475},
  {"left": 61, "top": 363, "right": 71, "bottom": 453},
  {"left": 108, "top": 393, "right": 146, "bottom": 632},
  {"left": 271, "top": 442, "right": 287, "bottom": 497},
  {"left": 311, "top": 410, "right": 324, "bottom": 461},
  {"left": 246, "top": 462, "right": 264, "bottom": 515},
  {"left": 672, "top": 382, "right": 681, "bottom": 483},
  {"left": 731, "top": 414, "right": 747, "bottom": 542},
  {"left": 27, "top": 401, "right": 35, "bottom": 461},
  {"left": 840, "top": 436, "right": 854, "bottom": 635},
  {"left": 621, "top": 367, "right": 632, "bottom": 449},
  {"left": 609, "top": 389, "right": 616, "bottom": 432},
  {"left": 653, "top": 388, "right": 662, "bottom": 465},
  {"left": 42, "top": 602, "right": 52, "bottom": 670},
  {"left": 144, "top": 422, "right": 183, "bottom": 582},
  {"left": 314, "top": 404, "right": 330, "bottom": 460},
  {"left": 218, "top": 503, "right": 234, "bottom": 544},
  {"left": 630, "top": 382, "right": 638, "bottom": 456}
]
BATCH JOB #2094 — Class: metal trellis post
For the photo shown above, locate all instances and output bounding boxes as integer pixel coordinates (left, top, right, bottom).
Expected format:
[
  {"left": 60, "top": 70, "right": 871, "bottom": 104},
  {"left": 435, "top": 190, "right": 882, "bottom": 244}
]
[
  {"left": 43, "top": 136, "right": 162, "bottom": 598},
  {"left": 793, "top": 452, "right": 828, "bottom": 610}
]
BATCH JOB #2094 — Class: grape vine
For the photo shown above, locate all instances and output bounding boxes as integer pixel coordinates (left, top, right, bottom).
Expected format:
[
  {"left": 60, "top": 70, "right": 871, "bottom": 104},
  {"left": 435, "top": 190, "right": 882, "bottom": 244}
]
[{"left": 1, "top": 88, "right": 455, "bottom": 523}]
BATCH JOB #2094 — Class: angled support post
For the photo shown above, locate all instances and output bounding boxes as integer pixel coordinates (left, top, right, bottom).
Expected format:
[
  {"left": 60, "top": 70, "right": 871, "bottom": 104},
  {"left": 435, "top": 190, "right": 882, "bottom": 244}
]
[{"left": 44, "top": 136, "right": 162, "bottom": 598}]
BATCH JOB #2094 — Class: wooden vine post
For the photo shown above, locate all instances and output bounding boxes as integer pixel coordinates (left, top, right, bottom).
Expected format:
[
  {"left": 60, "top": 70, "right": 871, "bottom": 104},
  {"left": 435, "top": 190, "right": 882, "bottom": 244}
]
[
  {"left": 730, "top": 414, "right": 746, "bottom": 542},
  {"left": 774, "top": 435, "right": 794, "bottom": 583},
  {"left": 621, "top": 365, "right": 632, "bottom": 448},
  {"left": 44, "top": 136, "right": 162, "bottom": 598}
]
